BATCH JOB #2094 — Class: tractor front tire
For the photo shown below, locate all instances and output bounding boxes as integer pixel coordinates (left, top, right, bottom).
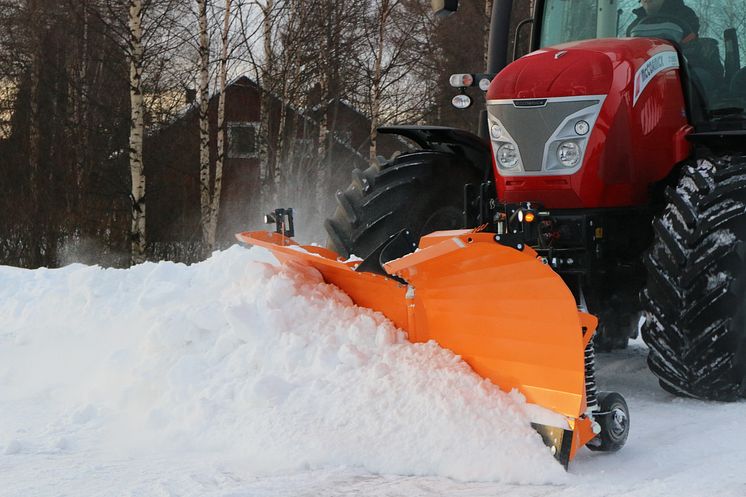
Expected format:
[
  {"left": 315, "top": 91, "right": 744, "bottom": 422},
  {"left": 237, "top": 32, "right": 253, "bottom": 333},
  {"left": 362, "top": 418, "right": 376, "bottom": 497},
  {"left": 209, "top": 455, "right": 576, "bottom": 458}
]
[
  {"left": 594, "top": 311, "right": 639, "bottom": 352},
  {"left": 325, "top": 150, "right": 482, "bottom": 260},
  {"left": 642, "top": 154, "right": 746, "bottom": 401}
]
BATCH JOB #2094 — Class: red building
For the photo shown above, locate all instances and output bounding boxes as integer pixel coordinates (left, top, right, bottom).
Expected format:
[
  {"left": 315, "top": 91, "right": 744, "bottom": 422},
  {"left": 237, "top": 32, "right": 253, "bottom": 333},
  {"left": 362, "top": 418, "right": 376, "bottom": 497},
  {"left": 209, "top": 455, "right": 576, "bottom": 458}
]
[{"left": 144, "top": 76, "right": 396, "bottom": 249}]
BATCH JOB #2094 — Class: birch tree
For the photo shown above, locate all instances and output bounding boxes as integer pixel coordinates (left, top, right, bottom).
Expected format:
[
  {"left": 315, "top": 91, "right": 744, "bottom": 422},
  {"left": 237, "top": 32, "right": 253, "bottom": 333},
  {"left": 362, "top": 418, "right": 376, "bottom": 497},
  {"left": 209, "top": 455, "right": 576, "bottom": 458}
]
[
  {"left": 271, "top": 0, "right": 302, "bottom": 202},
  {"left": 206, "top": 0, "right": 232, "bottom": 248},
  {"left": 312, "top": 0, "right": 365, "bottom": 213},
  {"left": 246, "top": 0, "right": 308, "bottom": 210},
  {"left": 197, "top": 0, "right": 211, "bottom": 249},
  {"left": 356, "top": 0, "right": 435, "bottom": 161},
  {"left": 264, "top": 0, "right": 318, "bottom": 203},
  {"left": 315, "top": 0, "right": 331, "bottom": 200},
  {"left": 367, "top": 0, "right": 393, "bottom": 163},
  {"left": 256, "top": 0, "right": 275, "bottom": 205},
  {"left": 128, "top": 0, "right": 146, "bottom": 263},
  {"left": 94, "top": 0, "right": 193, "bottom": 263},
  {"left": 0, "top": 0, "right": 139, "bottom": 267},
  {"left": 364, "top": 0, "right": 406, "bottom": 163},
  {"left": 196, "top": 0, "right": 256, "bottom": 250}
]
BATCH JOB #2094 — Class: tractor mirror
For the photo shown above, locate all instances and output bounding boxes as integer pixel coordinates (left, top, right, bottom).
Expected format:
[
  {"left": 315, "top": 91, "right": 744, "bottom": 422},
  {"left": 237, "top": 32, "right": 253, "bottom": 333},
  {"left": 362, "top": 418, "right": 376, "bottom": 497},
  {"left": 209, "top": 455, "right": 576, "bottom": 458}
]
[{"left": 432, "top": 0, "right": 458, "bottom": 17}]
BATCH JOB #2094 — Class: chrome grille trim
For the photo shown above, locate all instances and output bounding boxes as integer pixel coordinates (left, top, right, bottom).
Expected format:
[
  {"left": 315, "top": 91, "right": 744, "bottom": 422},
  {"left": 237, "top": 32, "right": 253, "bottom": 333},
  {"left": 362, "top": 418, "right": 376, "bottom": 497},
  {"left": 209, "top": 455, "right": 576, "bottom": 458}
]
[{"left": 487, "top": 95, "right": 607, "bottom": 177}]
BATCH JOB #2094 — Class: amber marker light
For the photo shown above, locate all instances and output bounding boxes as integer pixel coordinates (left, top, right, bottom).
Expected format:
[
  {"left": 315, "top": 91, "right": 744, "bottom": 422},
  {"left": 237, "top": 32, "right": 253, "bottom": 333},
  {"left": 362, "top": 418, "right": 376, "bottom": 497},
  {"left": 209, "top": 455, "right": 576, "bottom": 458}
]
[{"left": 524, "top": 212, "right": 536, "bottom": 223}]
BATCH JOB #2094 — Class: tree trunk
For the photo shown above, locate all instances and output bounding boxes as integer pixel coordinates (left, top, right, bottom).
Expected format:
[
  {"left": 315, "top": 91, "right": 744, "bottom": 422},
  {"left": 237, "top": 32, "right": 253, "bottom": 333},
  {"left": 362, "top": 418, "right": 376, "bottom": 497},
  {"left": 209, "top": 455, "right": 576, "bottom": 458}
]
[
  {"left": 198, "top": 0, "right": 211, "bottom": 249},
  {"left": 73, "top": 1, "right": 90, "bottom": 220},
  {"left": 315, "top": 0, "right": 334, "bottom": 215},
  {"left": 484, "top": 0, "right": 493, "bottom": 68},
  {"left": 128, "top": 0, "right": 146, "bottom": 264},
  {"left": 284, "top": 112, "right": 300, "bottom": 200},
  {"left": 28, "top": 46, "right": 42, "bottom": 266},
  {"left": 207, "top": 0, "right": 232, "bottom": 248},
  {"left": 316, "top": 79, "right": 329, "bottom": 213},
  {"left": 369, "top": 0, "right": 390, "bottom": 164},
  {"left": 258, "top": 0, "right": 274, "bottom": 210},
  {"left": 274, "top": 74, "right": 290, "bottom": 204},
  {"left": 23, "top": 0, "right": 43, "bottom": 266}
]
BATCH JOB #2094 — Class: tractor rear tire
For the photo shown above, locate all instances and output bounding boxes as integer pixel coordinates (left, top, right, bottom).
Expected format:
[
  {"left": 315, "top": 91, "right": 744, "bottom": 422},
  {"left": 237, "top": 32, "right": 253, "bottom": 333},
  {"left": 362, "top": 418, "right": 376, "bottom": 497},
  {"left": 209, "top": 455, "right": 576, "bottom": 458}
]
[
  {"left": 325, "top": 150, "right": 482, "bottom": 260},
  {"left": 641, "top": 154, "right": 746, "bottom": 401}
]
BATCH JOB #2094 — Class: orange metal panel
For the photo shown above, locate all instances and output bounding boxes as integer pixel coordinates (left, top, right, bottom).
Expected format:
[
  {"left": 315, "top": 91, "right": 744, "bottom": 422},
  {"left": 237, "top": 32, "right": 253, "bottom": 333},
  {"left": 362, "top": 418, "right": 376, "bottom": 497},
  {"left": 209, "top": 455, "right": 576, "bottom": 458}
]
[
  {"left": 237, "top": 229, "right": 594, "bottom": 460},
  {"left": 385, "top": 231, "right": 587, "bottom": 419},
  {"left": 236, "top": 231, "right": 409, "bottom": 330}
]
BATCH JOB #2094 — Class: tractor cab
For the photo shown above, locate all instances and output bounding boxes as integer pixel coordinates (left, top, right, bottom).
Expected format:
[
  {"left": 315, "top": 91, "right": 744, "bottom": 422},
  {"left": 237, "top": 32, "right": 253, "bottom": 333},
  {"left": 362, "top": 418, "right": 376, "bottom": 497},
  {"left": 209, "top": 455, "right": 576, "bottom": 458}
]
[
  {"left": 534, "top": 0, "right": 746, "bottom": 135},
  {"left": 438, "top": 0, "right": 746, "bottom": 140}
]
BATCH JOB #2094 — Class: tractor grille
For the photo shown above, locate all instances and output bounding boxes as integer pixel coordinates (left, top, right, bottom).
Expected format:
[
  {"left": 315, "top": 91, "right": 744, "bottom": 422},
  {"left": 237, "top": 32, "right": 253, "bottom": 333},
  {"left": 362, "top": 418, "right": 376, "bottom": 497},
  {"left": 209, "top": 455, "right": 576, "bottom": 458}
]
[{"left": 487, "top": 96, "right": 605, "bottom": 175}]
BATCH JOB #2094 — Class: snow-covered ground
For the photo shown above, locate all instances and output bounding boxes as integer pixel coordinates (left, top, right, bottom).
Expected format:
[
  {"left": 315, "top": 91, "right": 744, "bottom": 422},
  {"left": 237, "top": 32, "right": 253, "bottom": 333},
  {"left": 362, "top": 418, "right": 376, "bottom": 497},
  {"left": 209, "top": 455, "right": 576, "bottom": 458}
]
[{"left": 1, "top": 246, "right": 744, "bottom": 497}]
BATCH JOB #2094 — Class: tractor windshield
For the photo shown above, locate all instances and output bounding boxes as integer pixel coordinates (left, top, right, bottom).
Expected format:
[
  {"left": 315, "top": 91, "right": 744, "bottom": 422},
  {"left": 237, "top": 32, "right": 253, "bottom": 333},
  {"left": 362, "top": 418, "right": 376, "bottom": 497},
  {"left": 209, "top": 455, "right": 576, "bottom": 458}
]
[{"left": 539, "top": 0, "right": 746, "bottom": 115}]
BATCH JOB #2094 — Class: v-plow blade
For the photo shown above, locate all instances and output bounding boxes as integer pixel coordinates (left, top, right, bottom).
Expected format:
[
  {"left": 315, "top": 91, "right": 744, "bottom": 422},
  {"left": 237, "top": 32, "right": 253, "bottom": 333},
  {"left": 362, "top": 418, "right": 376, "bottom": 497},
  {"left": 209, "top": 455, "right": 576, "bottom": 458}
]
[{"left": 236, "top": 228, "right": 629, "bottom": 467}]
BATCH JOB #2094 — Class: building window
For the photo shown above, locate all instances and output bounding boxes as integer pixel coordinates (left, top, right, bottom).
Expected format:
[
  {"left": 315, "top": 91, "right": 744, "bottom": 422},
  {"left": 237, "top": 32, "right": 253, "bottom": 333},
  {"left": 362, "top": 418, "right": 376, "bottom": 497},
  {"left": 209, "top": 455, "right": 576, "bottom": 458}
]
[
  {"left": 335, "top": 130, "right": 352, "bottom": 147},
  {"left": 227, "top": 122, "right": 259, "bottom": 159}
]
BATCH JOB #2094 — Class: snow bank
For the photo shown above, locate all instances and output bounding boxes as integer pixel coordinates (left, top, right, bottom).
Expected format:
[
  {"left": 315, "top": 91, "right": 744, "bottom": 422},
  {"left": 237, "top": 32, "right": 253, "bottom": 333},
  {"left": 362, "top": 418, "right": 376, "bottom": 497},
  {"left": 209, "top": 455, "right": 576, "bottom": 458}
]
[{"left": 0, "top": 246, "right": 565, "bottom": 484}]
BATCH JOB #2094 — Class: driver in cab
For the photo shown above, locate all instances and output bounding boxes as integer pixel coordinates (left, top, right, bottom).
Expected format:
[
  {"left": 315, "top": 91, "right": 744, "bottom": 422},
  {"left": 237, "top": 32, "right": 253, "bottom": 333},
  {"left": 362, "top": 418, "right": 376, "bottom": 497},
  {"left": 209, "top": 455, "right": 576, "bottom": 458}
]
[
  {"left": 627, "top": 0, "right": 700, "bottom": 40},
  {"left": 627, "top": 0, "right": 724, "bottom": 91}
]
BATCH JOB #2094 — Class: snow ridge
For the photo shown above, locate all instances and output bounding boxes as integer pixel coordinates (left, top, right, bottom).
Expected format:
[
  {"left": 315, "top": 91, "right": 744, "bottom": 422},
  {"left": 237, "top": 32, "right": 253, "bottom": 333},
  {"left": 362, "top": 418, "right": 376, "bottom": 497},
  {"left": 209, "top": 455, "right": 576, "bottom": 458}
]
[{"left": 0, "top": 246, "right": 565, "bottom": 488}]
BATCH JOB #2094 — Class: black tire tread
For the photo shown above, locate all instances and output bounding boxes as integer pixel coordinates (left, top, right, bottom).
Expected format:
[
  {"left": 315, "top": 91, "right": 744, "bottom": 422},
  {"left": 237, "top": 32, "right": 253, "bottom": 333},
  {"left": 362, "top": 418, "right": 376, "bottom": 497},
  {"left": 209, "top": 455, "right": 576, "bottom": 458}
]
[
  {"left": 642, "top": 154, "right": 746, "bottom": 401},
  {"left": 325, "top": 150, "right": 480, "bottom": 260}
]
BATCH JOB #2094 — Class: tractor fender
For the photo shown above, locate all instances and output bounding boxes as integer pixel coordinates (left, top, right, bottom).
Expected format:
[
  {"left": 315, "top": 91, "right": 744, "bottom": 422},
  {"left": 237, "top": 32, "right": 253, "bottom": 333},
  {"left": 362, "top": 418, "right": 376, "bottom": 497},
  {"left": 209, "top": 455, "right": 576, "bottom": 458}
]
[{"left": 378, "top": 125, "right": 492, "bottom": 178}]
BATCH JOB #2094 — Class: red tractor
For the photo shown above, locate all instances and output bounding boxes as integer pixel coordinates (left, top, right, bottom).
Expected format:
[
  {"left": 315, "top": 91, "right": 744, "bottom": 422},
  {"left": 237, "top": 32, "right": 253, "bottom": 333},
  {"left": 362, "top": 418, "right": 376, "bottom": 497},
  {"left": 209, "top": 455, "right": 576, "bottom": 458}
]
[{"left": 324, "top": 0, "right": 746, "bottom": 402}]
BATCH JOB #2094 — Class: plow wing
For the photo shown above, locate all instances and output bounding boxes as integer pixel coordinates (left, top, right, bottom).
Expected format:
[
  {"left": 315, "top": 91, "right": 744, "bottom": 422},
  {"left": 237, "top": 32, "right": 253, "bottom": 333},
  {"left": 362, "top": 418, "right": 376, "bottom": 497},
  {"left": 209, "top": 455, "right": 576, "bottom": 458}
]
[{"left": 237, "top": 229, "right": 600, "bottom": 465}]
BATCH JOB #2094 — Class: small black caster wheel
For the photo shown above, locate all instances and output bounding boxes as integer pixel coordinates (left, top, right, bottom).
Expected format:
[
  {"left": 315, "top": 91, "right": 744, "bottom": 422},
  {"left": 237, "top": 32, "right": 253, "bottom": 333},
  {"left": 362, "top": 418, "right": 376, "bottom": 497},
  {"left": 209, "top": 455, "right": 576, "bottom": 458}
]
[{"left": 587, "top": 391, "right": 630, "bottom": 452}]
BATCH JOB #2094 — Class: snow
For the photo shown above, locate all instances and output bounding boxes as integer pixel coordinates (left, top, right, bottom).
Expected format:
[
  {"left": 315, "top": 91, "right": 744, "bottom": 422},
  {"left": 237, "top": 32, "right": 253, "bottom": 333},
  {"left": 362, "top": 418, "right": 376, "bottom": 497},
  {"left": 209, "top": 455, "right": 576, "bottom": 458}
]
[
  {"left": 1, "top": 245, "right": 745, "bottom": 496},
  {"left": 706, "top": 271, "right": 730, "bottom": 291}
]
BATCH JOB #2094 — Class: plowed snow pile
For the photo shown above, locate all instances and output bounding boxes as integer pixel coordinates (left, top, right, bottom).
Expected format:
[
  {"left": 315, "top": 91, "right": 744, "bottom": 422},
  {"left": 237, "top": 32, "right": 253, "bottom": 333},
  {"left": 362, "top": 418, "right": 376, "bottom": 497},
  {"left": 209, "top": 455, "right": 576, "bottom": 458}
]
[{"left": 0, "top": 246, "right": 566, "bottom": 494}]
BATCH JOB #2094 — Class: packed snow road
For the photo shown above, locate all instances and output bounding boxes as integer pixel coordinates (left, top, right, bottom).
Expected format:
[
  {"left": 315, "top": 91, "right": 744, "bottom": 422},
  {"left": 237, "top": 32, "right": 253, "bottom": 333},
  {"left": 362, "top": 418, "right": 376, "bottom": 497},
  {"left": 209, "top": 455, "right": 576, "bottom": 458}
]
[{"left": 0, "top": 246, "right": 744, "bottom": 497}]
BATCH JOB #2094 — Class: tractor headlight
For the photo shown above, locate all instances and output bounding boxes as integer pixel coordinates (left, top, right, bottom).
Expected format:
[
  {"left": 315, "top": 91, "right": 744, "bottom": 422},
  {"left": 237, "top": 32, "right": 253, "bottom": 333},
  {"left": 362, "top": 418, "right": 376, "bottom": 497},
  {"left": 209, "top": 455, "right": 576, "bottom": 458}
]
[
  {"left": 497, "top": 143, "right": 519, "bottom": 169},
  {"left": 557, "top": 141, "right": 581, "bottom": 168},
  {"left": 452, "top": 94, "right": 472, "bottom": 109},
  {"left": 490, "top": 124, "right": 503, "bottom": 140},
  {"left": 574, "top": 120, "right": 590, "bottom": 135}
]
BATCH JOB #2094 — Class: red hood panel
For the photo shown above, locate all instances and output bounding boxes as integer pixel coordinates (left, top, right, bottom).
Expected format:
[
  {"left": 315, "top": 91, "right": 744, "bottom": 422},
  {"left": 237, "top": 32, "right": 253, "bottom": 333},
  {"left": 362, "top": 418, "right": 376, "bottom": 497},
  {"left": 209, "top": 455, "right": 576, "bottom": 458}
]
[
  {"left": 487, "top": 38, "right": 676, "bottom": 100},
  {"left": 487, "top": 48, "right": 613, "bottom": 99},
  {"left": 488, "top": 38, "right": 690, "bottom": 209}
]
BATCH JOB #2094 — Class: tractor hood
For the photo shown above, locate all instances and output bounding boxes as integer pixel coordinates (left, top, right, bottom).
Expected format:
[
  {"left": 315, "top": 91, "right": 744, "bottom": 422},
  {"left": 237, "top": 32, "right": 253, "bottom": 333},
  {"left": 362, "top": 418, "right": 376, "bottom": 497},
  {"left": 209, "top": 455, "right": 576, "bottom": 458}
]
[
  {"left": 486, "top": 38, "right": 678, "bottom": 100},
  {"left": 487, "top": 44, "right": 613, "bottom": 99},
  {"left": 485, "top": 38, "right": 689, "bottom": 209}
]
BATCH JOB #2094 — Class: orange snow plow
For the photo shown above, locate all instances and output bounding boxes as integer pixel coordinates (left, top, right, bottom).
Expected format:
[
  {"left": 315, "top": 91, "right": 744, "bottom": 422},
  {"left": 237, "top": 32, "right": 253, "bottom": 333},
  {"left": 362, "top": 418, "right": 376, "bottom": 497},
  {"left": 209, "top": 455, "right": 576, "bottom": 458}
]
[{"left": 237, "top": 227, "right": 627, "bottom": 467}]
